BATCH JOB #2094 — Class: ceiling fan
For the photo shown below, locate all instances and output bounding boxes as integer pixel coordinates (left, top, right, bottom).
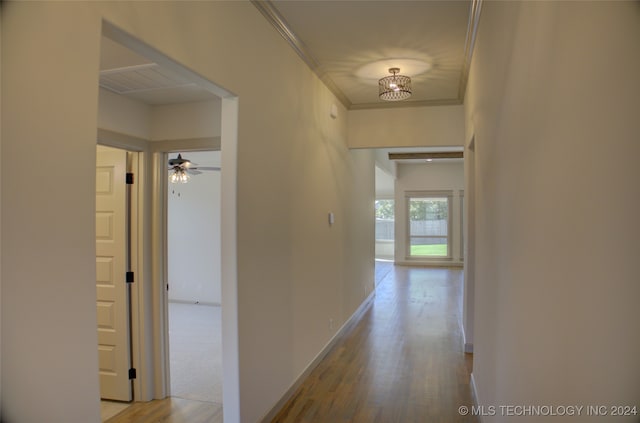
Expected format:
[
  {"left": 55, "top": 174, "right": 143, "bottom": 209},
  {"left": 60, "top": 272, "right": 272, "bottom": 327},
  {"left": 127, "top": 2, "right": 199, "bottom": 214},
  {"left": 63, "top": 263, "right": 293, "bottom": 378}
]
[{"left": 168, "top": 153, "right": 220, "bottom": 183}]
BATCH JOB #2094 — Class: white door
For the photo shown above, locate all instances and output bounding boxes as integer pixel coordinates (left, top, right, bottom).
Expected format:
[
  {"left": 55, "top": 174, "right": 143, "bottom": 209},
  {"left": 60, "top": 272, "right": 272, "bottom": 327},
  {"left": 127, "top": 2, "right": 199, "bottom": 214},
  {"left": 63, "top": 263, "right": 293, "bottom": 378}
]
[{"left": 96, "top": 146, "right": 131, "bottom": 401}]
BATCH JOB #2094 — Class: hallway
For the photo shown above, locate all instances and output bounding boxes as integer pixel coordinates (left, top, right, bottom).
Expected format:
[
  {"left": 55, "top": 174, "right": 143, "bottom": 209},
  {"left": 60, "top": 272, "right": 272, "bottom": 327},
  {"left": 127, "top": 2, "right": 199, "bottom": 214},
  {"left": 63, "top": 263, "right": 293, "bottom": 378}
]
[
  {"left": 272, "top": 264, "right": 476, "bottom": 422},
  {"left": 105, "top": 265, "right": 476, "bottom": 422}
]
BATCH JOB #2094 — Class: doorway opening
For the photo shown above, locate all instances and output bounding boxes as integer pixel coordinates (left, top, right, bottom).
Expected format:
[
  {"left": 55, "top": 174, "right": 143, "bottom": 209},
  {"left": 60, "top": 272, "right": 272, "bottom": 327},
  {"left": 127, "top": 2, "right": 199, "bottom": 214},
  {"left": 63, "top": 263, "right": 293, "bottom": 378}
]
[
  {"left": 166, "top": 150, "right": 223, "bottom": 405},
  {"left": 97, "top": 21, "right": 241, "bottom": 422}
]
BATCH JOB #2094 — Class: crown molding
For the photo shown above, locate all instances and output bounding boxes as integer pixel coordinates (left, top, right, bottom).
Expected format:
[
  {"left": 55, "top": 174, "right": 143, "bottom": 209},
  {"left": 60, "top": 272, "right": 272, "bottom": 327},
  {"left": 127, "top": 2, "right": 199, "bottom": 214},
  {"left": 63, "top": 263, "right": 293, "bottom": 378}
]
[
  {"left": 251, "top": 0, "right": 352, "bottom": 109},
  {"left": 253, "top": 0, "right": 482, "bottom": 111},
  {"left": 350, "top": 98, "right": 461, "bottom": 111},
  {"left": 458, "top": 0, "right": 483, "bottom": 102}
]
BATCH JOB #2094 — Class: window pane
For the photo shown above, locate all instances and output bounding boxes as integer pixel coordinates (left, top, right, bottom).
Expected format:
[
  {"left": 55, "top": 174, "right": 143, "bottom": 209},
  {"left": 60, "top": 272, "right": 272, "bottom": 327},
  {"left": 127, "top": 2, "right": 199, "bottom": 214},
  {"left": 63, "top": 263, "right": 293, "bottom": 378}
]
[
  {"left": 460, "top": 194, "right": 464, "bottom": 260},
  {"left": 408, "top": 197, "right": 449, "bottom": 257},
  {"left": 375, "top": 199, "right": 394, "bottom": 260},
  {"left": 410, "top": 237, "right": 448, "bottom": 256},
  {"left": 375, "top": 200, "right": 394, "bottom": 219},
  {"left": 409, "top": 198, "right": 448, "bottom": 236},
  {"left": 375, "top": 200, "right": 394, "bottom": 241}
]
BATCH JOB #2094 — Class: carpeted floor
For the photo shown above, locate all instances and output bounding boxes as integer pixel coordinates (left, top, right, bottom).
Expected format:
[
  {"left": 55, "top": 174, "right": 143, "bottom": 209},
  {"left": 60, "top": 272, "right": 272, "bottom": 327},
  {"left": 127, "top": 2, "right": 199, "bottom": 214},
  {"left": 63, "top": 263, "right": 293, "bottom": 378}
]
[
  {"left": 169, "top": 302, "right": 223, "bottom": 405},
  {"left": 157, "top": 266, "right": 392, "bottom": 408}
]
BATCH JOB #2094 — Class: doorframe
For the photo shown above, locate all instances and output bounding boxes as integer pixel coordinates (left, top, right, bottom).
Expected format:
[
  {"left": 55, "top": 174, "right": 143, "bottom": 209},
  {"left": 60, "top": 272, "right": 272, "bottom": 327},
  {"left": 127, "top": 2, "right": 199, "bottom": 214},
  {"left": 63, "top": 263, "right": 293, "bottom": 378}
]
[
  {"left": 150, "top": 111, "right": 240, "bottom": 420},
  {"left": 159, "top": 146, "right": 220, "bottom": 398},
  {"left": 101, "top": 21, "right": 241, "bottom": 420},
  {"left": 463, "top": 134, "right": 475, "bottom": 354}
]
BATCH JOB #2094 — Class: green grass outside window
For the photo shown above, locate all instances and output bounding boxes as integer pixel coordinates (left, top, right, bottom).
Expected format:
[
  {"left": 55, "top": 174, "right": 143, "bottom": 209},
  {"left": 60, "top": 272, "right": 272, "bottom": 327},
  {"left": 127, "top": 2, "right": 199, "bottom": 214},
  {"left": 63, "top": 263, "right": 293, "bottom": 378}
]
[{"left": 410, "top": 244, "right": 448, "bottom": 256}]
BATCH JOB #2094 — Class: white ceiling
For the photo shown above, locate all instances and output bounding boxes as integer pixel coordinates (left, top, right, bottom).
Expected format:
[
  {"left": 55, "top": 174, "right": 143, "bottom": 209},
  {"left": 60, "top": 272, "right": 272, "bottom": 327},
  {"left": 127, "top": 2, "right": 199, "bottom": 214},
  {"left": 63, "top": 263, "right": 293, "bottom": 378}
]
[
  {"left": 99, "top": 1, "right": 479, "bottom": 110},
  {"left": 265, "top": 0, "right": 474, "bottom": 109},
  {"left": 99, "top": 37, "right": 219, "bottom": 105}
]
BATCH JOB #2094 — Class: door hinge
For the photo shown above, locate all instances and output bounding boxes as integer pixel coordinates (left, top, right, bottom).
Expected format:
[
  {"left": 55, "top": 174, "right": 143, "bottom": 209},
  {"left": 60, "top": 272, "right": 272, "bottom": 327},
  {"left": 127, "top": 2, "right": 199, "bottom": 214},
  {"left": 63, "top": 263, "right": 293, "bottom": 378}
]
[
  {"left": 126, "top": 173, "right": 134, "bottom": 185},
  {"left": 128, "top": 368, "right": 137, "bottom": 380},
  {"left": 126, "top": 271, "right": 134, "bottom": 283}
]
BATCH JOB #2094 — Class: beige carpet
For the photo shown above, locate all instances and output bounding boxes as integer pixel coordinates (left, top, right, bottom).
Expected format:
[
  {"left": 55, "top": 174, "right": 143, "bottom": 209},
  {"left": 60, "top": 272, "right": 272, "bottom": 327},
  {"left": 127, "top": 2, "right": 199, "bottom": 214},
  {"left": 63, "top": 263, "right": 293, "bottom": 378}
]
[
  {"left": 166, "top": 263, "right": 392, "bottom": 406},
  {"left": 169, "top": 302, "right": 223, "bottom": 404}
]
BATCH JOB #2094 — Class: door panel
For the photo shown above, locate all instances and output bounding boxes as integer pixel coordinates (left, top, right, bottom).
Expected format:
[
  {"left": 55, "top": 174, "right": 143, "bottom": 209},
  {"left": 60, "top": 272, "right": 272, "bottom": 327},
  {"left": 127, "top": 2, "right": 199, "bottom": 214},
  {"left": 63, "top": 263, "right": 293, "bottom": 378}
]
[{"left": 96, "top": 146, "right": 131, "bottom": 401}]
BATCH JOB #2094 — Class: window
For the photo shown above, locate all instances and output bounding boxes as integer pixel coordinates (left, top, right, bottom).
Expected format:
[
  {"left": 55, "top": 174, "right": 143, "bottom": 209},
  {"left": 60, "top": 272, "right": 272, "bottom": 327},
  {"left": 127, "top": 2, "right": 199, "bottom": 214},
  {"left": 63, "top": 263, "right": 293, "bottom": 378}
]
[
  {"left": 406, "top": 192, "right": 452, "bottom": 259},
  {"left": 460, "top": 191, "right": 464, "bottom": 261},
  {"left": 375, "top": 199, "right": 395, "bottom": 260},
  {"left": 375, "top": 199, "right": 395, "bottom": 241}
]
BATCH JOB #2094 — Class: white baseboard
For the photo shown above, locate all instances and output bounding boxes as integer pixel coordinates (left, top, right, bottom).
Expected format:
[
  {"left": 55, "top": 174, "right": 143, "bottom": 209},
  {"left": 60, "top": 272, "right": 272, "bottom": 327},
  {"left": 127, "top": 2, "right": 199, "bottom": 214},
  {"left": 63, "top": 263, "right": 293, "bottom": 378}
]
[
  {"left": 168, "top": 299, "right": 221, "bottom": 307},
  {"left": 470, "top": 373, "right": 482, "bottom": 423},
  {"left": 259, "top": 290, "right": 376, "bottom": 423},
  {"left": 395, "top": 260, "right": 464, "bottom": 268},
  {"left": 461, "top": 322, "right": 473, "bottom": 353}
]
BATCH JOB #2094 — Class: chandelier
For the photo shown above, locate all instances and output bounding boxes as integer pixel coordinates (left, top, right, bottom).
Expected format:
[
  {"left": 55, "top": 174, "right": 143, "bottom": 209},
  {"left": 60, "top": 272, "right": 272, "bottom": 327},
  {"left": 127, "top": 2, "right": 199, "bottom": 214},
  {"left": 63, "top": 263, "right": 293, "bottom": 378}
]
[{"left": 378, "top": 67, "right": 412, "bottom": 101}]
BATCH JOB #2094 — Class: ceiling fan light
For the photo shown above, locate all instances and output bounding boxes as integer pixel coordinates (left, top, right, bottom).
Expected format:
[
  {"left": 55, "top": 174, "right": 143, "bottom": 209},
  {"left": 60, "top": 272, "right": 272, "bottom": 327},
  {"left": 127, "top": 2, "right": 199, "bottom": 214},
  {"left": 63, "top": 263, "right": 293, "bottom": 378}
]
[
  {"left": 170, "top": 169, "right": 190, "bottom": 184},
  {"left": 379, "top": 67, "right": 412, "bottom": 101}
]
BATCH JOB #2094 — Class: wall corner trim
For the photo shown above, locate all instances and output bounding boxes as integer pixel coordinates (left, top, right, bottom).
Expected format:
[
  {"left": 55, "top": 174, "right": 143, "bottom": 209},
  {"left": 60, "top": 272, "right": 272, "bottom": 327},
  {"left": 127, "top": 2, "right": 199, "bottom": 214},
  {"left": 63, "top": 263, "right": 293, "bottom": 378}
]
[{"left": 259, "top": 289, "right": 377, "bottom": 423}]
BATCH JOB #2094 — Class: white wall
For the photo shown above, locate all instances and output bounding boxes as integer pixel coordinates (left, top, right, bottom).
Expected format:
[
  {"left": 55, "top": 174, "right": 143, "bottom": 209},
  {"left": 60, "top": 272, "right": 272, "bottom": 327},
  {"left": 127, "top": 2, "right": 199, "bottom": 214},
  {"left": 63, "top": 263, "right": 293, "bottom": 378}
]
[
  {"left": 348, "top": 104, "right": 464, "bottom": 148},
  {"left": 375, "top": 166, "right": 394, "bottom": 198},
  {"left": 0, "top": 2, "right": 3, "bottom": 409},
  {"left": 98, "top": 87, "right": 152, "bottom": 139},
  {"left": 98, "top": 87, "right": 221, "bottom": 142},
  {"left": 374, "top": 149, "right": 395, "bottom": 178},
  {"left": 2, "top": 4, "right": 102, "bottom": 421},
  {"left": 151, "top": 100, "right": 221, "bottom": 141},
  {"left": 168, "top": 151, "right": 221, "bottom": 305},
  {"left": 466, "top": 2, "right": 640, "bottom": 419},
  {"left": 1, "top": 3, "right": 374, "bottom": 422},
  {"left": 394, "top": 162, "right": 464, "bottom": 266}
]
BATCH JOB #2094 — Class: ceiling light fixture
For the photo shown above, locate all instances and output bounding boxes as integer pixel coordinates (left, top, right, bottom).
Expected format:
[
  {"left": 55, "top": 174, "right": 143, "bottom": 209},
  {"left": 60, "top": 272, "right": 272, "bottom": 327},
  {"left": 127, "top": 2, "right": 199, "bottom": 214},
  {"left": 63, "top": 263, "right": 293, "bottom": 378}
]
[
  {"left": 379, "top": 67, "right": 412, "bottom": 101},
  {"left": 169, "top": 168, "right": 190, "bottom": 184}
]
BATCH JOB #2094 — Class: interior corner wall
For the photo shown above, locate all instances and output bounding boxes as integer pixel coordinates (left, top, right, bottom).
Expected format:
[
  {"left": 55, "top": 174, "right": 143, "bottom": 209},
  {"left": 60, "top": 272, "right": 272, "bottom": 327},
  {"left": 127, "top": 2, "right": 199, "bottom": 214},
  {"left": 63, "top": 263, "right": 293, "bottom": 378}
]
[
  {"left": 462, "top": 139, "right": 475, "bottom": 352},
  {"left": 347, "top": 104, "right": 464, "bottom": 149},
  {"left": 394, "top": 162, "right": 464, "bottom": 266},
  {"left": 344, "top": 149, "right": 376, "bottom": 311},
  {"left": 375, "top": 166, "right": 394, "bottom": 198},
  {"left": 150, "top": 100, "right": 221, "bottom": 141},
  {"left": 0, "top": 1, "right": 3, "bottom": 411},
  {"left": 466, "top": 1, "right": 640, "bottom": 417},
  {"left": 97, "top": 87, "right": 222, "bottom": 143},
  {"left": 1, "top": 2, "right": 374, "bottom": 422},
  {"left": 374, "top": 149, "right": 395, "bottom": 177},
  {"left": 98, "top": 87, "right": 152, "bottom": 139}
]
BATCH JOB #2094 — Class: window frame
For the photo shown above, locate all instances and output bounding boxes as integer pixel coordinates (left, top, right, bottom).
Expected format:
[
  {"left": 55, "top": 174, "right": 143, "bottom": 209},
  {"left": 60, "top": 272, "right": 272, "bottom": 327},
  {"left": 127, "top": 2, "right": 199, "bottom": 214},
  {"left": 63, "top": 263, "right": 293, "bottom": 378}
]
[
  {"left": 459, "top": 190, "right": 464, "bottom": 262},
  {"left": 405, "top": 190, "right": 453, "bottom": 260}
]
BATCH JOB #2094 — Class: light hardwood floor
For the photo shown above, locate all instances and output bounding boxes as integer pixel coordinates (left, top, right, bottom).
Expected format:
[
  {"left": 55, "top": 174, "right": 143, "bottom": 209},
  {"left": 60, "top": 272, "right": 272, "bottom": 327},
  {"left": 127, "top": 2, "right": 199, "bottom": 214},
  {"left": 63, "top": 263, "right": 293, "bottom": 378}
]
[
  {"left": 104, "top": 397, "right": 223, "bottom": 423},
  {"left": 271, "top": 265, "right": 477, "bottom": 422},
  {"left": 106, "top": 264, "right": 476, "bottom": 423}
]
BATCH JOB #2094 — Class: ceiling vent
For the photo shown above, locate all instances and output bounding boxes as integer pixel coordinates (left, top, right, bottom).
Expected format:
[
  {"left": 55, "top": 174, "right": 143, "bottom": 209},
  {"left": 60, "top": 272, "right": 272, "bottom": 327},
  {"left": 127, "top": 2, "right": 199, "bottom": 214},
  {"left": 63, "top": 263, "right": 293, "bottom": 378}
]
[{"left": 99, "top": 63, "right": 196, "bottom": 95}]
